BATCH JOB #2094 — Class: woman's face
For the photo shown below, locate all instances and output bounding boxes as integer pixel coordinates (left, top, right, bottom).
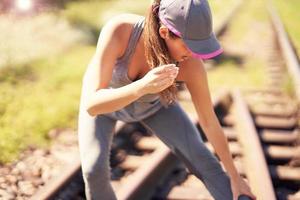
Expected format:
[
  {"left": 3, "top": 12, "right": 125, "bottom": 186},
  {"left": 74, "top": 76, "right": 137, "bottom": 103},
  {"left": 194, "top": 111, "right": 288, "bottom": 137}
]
[{"left": 159, "top": 26, "right": 193, "bottom": 62}]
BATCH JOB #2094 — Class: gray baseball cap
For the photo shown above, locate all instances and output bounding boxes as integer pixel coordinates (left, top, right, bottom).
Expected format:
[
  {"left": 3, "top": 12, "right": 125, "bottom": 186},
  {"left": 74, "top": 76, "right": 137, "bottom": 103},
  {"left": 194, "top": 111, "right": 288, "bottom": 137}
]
[{"left": 158, "top": 0, "right": 223, "bottom": 59}]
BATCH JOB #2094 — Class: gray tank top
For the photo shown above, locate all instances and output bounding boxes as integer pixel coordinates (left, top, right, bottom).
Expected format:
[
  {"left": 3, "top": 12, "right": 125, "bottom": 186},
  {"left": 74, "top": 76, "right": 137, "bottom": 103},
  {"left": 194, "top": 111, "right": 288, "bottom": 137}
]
[{"left": 105, "top": 16, "right": 163, "bottom": 122}]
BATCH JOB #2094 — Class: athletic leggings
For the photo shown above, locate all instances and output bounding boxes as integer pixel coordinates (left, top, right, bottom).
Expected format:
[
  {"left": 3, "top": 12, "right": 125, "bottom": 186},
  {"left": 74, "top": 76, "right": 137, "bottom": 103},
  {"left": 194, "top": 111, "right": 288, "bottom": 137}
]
[{"left": 77, "top": 100, "right": 252, "bottom": 200}]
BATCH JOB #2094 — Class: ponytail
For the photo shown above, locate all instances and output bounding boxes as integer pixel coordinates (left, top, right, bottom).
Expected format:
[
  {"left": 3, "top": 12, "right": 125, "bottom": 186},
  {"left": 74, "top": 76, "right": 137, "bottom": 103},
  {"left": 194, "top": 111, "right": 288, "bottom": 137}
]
[{"left": 144, "top": 0, "right": 179, "bottom": 108}]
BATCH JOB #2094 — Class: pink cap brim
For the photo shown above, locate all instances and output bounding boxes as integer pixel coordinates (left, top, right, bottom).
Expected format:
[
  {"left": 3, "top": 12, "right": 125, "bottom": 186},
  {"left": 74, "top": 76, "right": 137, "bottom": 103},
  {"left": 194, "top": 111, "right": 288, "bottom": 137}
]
[
  {"left": 159, "top": 15, "right": 223, "bottom": 60},
  {"left": 191, "top": 48, "right": 224, "bottom": 59}
]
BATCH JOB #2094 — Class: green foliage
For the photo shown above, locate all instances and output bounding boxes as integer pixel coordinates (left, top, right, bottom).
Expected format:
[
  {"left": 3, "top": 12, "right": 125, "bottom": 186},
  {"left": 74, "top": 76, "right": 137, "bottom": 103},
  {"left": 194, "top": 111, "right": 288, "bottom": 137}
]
[
  {"left": 273, "top": 0, "right": 300, "bottom": 57},
  {"left": 209, "top": 0, "right": 240, "bottom": 23},
  {"left": 0, "top": 45, "right": 95, "bottom": 163},
  {"left": 0, "top": 63, "right": 37, "bottom": 84},
  {"left": 58, "top": 0, "right": 150, "bottom": 32},
  {"left": 206, "top": 0, "right": 269, "bottom": 91},
  {"left": 207, "top": 59, "right": 267, "bottom": 92},
  {"left": 281, "top": 72, "right": 296, "bottom": 98}
]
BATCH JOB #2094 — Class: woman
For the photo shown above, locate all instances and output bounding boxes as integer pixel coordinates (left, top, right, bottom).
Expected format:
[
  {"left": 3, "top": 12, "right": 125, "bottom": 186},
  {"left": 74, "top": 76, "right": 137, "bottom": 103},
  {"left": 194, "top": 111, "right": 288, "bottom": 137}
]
[{"left": 77, "top": 0, "right": 257, "bottom": 199}]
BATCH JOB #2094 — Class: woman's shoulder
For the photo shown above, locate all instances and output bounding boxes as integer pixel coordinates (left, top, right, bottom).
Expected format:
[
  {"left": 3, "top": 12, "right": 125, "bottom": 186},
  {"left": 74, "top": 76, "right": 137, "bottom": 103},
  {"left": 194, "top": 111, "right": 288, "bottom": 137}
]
[
  {"left": 106, "top": 13, "right": 144, "bottom": 24},
  {"left": 100, "top": 13, "right": 144, "bottom": 58},
  {"left": 102, "top": 13, "right": 144, "bottom": 37}
]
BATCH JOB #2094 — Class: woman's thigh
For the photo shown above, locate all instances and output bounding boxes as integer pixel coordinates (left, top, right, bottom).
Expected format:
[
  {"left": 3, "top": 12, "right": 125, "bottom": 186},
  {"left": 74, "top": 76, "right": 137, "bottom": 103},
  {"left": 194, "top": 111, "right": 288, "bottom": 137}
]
[
  {"left": 77, "top": 101, "right": 117, "bottom": 175},
  {"left": 77, "top": 100, "right": 118, "bottom": 199},
  {"left": 140, "top": 101, "right": 234, "bottom": 199},
  {"left": 140, "top": 101, "right": 223, "bottom": 175}
]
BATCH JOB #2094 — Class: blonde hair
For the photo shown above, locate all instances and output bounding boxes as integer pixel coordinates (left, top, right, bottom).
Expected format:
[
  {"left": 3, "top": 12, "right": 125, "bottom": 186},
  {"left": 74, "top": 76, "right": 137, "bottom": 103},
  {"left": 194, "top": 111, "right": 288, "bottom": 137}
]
[{"left": 144, "top": 0, "right": 180, "bottom": 108}]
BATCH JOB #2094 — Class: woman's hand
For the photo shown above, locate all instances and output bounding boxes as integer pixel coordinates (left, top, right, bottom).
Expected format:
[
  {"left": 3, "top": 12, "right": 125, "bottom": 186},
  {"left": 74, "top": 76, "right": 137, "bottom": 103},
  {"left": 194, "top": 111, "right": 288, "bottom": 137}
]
[
  {"left": 230, "top": 175, "right": 257, "bottom": 200},
  {"left": 140, "top": 64, "right": 179, "bottom": 94}
]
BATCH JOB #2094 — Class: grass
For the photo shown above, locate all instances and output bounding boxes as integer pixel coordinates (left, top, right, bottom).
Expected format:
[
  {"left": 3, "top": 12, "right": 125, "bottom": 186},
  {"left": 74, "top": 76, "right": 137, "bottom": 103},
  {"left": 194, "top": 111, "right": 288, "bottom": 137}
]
[
  {"left": 206, "top": 0, "right": 269, "bottom": 92},
  {"left": 281, "top": 71, "right": 297, "bottom": 98},
  {"left": 209, "top": 0, "right": 241, "bottom": 29},
  {"left": 272, "top": 0, "right": 300, "bottom": 57},
  {"left": 222, "top": 0, "right": 269, "bottom": 45},
  {"left": 0, "top": 45, "right": 95, "bottom": 163},
  {"left": 58, "top": 0, "right": 150, "bottom": 32},
  {"left": 207, "top": 59, "right": 267, "bottom": 92}
]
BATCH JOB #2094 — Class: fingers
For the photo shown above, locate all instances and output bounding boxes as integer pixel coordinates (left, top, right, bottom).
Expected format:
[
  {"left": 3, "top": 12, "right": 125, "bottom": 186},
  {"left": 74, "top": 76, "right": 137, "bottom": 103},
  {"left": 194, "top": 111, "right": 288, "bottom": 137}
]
[
  {"left": 158, "top": 76, "right": 175, "bottom": 88},
  {"left": 156, "top": 72, "right": 177, "bottom": 83},
  {"left": 156, "top": 71, "right": 178, "bottom": 80},
  {"left": 156, "top": 66, "right": 178, "bottom": 78},
  {"left": 150, "top": 64, "right": 178, "bottom": 92},
  {"left": 154, "top": 64, "right": 178, "bottom": 74}
]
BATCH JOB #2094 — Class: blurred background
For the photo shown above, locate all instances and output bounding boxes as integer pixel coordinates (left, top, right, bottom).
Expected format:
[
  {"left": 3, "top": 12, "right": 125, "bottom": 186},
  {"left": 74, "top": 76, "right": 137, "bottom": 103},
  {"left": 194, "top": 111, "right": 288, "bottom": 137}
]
[{"left": 0, "top": 0, "right": 299, "bottom": 199}]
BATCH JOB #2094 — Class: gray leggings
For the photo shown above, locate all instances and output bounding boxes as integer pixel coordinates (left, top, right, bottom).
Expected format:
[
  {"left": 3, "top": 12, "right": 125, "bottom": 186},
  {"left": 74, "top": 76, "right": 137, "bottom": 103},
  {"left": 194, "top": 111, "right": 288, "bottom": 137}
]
[{"left": 78, "top": 100, "right": 251, "bottom": 200}]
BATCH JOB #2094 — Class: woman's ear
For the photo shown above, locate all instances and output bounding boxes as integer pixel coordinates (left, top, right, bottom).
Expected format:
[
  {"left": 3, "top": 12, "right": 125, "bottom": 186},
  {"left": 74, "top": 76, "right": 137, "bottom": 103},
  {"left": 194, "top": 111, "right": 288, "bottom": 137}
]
[{"left": 159, "top": 26, "right": 170, "bottom": 39}]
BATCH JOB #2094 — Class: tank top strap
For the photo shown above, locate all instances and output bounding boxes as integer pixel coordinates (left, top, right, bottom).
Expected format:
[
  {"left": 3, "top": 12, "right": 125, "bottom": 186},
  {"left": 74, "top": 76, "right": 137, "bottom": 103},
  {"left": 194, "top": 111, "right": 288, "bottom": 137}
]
[{"left": 117, "top": 16, "right": 145, "bottom": 64}]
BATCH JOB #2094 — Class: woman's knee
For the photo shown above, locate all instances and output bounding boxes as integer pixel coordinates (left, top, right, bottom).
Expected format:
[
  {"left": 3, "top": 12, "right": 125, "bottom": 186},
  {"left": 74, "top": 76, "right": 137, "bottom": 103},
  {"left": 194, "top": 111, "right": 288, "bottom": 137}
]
[
  {"left": 205, "top": 171, "right": 233, "bottom": 200},
  {"left": 193, "top": 144, "right": 223, "bottom": 172},
  {"left": 82, "top": 160, "right": 110, "bottom": 184},
  {"left": 174, "top": 144, "right": 233, "bottom": 199},
  {"left": 180, "top": 121, "right": 224, "bottom": 175},
  {"left": 79, "top": 127, "right": 113, "bottom": 184}
]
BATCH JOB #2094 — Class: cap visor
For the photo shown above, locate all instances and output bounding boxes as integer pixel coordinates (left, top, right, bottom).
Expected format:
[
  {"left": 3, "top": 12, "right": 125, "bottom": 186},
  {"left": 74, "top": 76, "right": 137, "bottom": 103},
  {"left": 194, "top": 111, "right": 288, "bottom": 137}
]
[{"left": 183, "top": 32, "right": 223, "bottom": 59}]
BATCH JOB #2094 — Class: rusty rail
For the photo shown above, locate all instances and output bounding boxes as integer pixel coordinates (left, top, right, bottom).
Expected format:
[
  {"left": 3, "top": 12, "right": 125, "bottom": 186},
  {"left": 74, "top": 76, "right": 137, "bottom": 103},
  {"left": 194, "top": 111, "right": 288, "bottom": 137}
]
[
  {"left": 232, "top": 89, "right": 276, "bottom": 200},
  {"left": 267, "top": 1, "right": 300, "bottom": 102}
]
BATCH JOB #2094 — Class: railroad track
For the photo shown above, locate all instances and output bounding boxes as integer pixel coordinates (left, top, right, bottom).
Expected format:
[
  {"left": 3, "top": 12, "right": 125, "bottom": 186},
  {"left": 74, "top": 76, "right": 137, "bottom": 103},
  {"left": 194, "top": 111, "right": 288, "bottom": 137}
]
[
  {"left": 242, "top": 88, "right": 300, "bottom": 200},
  {"left": 31, "top": 121, "right": 183, "bottom": 200},
  {"left": 166, "top": 0, "right": 300, "bottom": 199},
  {"left": 30, "top": 88, "right": 299, "bottom": 200},
  {"left": 31, "top": 88, "right": 267, "bottom": 200},
  {"left": 267, "top": 1, "right": 300, "bottom": 101},
  {"left": 146, "top": 89, "right": 265, "bottom": 200},
  {"left": 176, "top": 87, "right": 300, "bottom": 200}
]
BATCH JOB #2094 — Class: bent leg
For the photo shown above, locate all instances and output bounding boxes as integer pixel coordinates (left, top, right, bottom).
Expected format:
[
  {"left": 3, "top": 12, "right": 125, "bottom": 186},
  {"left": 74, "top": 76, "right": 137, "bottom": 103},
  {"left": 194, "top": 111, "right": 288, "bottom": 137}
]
[
  {"left": 140, "top": 101, "right": 234, "bottom": 200},
  {"left": 77, "top": 107, "right": 117, "bottom": 200}
]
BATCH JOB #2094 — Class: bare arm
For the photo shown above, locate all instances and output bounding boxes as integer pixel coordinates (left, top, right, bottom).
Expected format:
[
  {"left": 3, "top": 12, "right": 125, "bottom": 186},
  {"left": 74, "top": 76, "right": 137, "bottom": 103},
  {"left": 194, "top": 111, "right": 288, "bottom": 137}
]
[
  {"left": 83, "top": 17, "right": 146, "bottom": 117},
  {"left": 87, "top": 83, "right": 146, "bottom": 116},
  {"left": 180, "top": 57, "right": 240, "bottom": 180},
  {"left": 83, "top": 15, "right": 177, "bottom": 117},
  {"left": 85, "top": 62, "right": 146, "bottom": 116}
]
